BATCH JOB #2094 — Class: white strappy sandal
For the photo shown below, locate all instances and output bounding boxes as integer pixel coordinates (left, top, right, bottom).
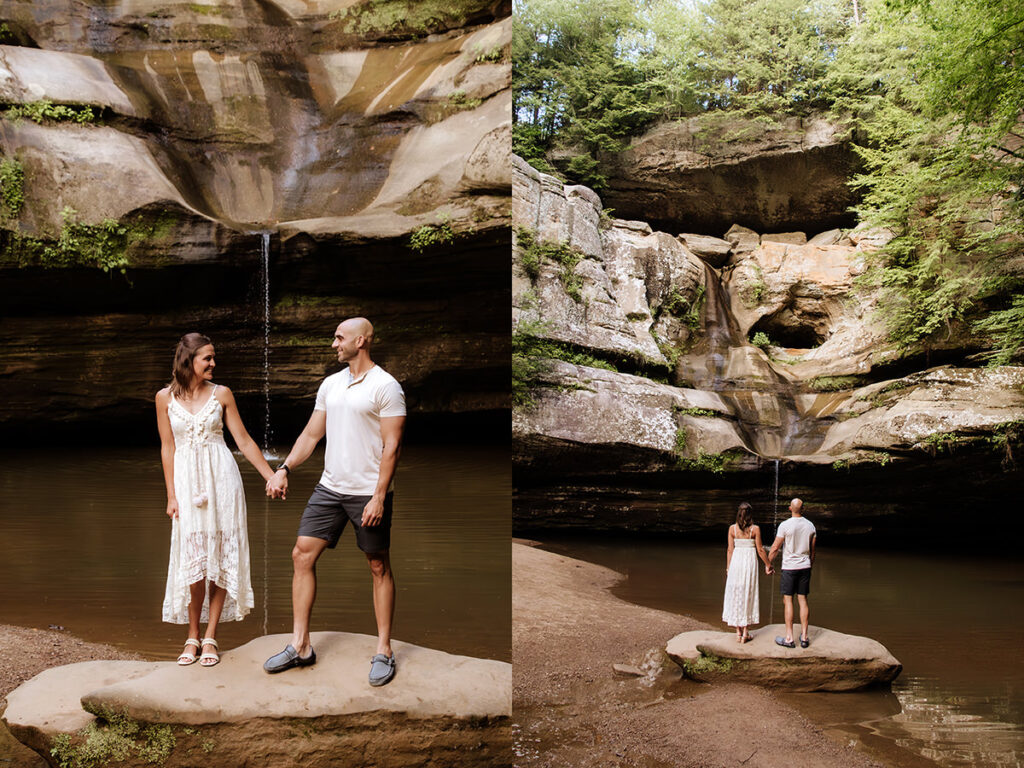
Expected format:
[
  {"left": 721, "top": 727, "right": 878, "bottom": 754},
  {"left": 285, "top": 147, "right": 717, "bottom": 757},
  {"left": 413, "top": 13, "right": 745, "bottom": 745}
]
[
  {"left": 177, "top": 638, "right": 201, "bottom": 666},
  {"left": 199, "top": 638, "right": 220, "bottom": 667}
]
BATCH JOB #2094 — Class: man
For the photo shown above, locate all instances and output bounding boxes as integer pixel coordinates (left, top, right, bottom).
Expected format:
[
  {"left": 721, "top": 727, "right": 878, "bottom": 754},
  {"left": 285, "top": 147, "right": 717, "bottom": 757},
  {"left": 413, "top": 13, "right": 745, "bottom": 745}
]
[
  {"left": 263, "top": 317, "right": 406, "bottom": 686},
  {"left": 766, "top": 498, "right": 816, "bottom": 649}
]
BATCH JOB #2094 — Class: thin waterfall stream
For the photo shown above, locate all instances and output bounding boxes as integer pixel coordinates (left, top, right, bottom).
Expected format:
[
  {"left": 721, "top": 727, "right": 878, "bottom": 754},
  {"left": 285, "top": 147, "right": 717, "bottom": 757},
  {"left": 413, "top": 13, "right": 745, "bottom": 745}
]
[
  {"left": 687, "top": 264, "right": 832, "bottom": 459},
  {"left": 258, "top": 231, "right": 272, "bottom": 636}
]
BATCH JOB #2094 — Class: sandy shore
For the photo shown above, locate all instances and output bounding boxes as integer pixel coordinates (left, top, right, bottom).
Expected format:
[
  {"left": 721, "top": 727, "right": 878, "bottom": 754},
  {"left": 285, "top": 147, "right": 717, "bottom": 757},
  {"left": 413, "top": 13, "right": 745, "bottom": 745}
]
[
  {"left": 513, "top": 541, "right": 886, "bottom": 768},
  {"left": 0, "top": 624, "right": 144, "bottom": 768}
]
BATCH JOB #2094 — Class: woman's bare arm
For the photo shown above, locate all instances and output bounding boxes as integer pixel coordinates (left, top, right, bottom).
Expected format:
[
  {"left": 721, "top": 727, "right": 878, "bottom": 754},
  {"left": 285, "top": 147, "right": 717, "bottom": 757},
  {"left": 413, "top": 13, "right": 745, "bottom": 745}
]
[
  {"left": 155, "top": 389, "right": 178, "bottom": 519},
  {"left": 217, "top": 386, "right": 275, "bottom": 481}
]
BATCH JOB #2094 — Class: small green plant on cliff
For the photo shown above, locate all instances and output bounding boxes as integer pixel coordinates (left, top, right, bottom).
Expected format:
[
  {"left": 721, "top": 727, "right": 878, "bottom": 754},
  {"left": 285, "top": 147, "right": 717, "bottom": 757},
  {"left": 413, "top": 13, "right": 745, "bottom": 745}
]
[
  {"left": 673, "top": 427, "right": 688, "bottom": 457},
  {"left": 662, "top": 284, "right": 705, "bottom": 330},
  {"left": 0, "top": 156, "right": 25, "bottom": 218},
  {"left": 472, "top": 44, "right": 505, "bottom": 63},
  {"left": 447, "top": 90, "right": 483, "bottom": 111},
  {"left": 515, "top": 226, "right": 585, "bottom": 303},
  {"left": 674, "top": 406, "right": 720, "bottom": 418},
  {"left": 678, "top": 451, "right": 730, "bottom": 473},
  {"left": 329, "top": 0, "right": 454, "bottom": 38},
  {"left": 920, "top": 431, "right": 960, "bottom": 455},
  {"left": 8, "top": 207, "right": 130, "bottom": 272},
  {"left": 808, "top": 375, "right": 864, "bottom": 392},
  {"left": 989, "top": 420, "right": 1023, "bottom": 470},
  {"left": 408, "top": 215, "right": 455, "bottom": 252},
  {"left": 831, "top": 459, "right": 850, "bottom": 471},
  {"left": 751, "top": 331, "right": 772, "bottom": 350},
  {"left": 5, "top": 100, "right": 97, "bottom": 125},
  {"left": 740, "top": 263, "right": 766, "bottom": 308}
]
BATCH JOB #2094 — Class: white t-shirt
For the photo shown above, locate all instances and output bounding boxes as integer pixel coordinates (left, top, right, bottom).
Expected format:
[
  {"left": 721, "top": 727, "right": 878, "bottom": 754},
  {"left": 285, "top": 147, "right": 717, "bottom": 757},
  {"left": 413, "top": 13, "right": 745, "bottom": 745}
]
[
  {"left": 314, "top": 365, "right": 406, "bottom": 496},
  {"left": 776, "top": 516, "right": 816, "bottom": 570}
]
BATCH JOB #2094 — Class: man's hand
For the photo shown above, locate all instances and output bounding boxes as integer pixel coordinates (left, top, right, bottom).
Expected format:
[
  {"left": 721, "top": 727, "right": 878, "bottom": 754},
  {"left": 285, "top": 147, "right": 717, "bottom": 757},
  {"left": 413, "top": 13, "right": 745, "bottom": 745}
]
[
  {"left": 361, "top": 496, "right": 385, "bottom": 527},
  {"left": 765, "top": 564, "right": 774, "bottom": 575},
  {"left": 266, "top": 471, "right": 288, "bottom": 500}
]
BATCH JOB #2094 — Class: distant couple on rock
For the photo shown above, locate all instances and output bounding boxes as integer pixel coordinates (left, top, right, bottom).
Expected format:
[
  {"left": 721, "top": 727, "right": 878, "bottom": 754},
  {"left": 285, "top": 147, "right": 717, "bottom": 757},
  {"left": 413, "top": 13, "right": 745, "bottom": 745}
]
[
  {"left": 722, "top": 498, "right": 816, "bottom": 648},
  {"left": 155, "top": 318, "right": 406, "bottom": 686}
]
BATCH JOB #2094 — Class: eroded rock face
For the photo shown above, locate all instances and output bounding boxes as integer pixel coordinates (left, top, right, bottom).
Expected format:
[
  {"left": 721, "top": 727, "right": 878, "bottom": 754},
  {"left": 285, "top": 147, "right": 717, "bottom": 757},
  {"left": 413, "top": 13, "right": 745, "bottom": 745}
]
[
  {"left": 3, "top": 632, "right": 510, "bottom": 768},
  {"left": 666, "top": 626, "right": 902, "bottom": 692},
  {"left": 512, "top": 154, "right": 1024, "bottom": 537},
  {"left": 598, "top": 115, "right": 859, "bottom": 235},
  {"left": 513, "top": 155, "right": 705, "bottom": 369},
  {"left": 514, "top": 360, "right": 750, "bottom": 474},
  {"left": 0, "top": 5, "right": 511, "bottom": 438}
]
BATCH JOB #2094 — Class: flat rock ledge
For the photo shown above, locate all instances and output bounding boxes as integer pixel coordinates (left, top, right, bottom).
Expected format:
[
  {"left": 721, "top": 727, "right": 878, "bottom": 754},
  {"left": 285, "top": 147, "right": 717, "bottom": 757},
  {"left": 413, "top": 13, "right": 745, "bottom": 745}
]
[
  {"left": 666, "top": 625, "right": 901, "bottom": 692},
  {"left": 2, "top": 632, "right": 511, "bottom": 768}
]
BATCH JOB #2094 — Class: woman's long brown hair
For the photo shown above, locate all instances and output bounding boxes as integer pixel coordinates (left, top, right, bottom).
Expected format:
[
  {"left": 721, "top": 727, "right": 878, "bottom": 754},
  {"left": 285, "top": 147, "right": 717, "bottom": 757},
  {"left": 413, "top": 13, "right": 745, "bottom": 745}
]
[
  {"left": 736, "top": 502, "right": 753, "bottom": 533},
  {"left": 169, "top": 332, "right": 212, "bottom": 398}
]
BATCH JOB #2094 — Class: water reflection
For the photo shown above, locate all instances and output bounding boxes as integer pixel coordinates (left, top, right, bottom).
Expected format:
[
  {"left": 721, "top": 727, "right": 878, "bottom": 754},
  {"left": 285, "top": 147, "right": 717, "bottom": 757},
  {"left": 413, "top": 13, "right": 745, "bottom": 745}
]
[
  {"left": 540, "top": 536, "right": 1023, "bottom": 768},
  {"left": 0, "top": 444, "right": 510, "bottom": 662}
]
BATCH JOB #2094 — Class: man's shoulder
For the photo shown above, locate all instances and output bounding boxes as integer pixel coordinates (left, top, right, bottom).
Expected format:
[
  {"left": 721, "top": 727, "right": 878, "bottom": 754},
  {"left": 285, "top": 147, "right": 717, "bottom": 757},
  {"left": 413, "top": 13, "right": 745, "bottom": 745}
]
[{"left": 368, "top": 365, "right": 402, "bottom": 389}]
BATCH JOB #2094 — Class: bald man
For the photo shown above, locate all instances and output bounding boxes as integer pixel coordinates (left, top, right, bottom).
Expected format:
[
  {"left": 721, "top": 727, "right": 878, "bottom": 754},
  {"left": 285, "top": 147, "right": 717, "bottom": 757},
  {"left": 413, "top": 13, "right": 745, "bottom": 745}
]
[
  {"left": 767, "top": 498, "right": 816, "bottom": 649},
  {"left": 263, "top": 318, "right": 406, "bottom": 686}
]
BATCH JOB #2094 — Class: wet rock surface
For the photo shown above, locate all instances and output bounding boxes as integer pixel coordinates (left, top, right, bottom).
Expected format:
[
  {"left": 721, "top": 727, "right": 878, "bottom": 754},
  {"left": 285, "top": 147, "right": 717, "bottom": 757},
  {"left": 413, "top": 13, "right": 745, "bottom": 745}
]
[
  {"left": 4, "top": 632, "right": 510, "bottom": 768},
  {"left": 666, "top": 625, "right": 902, "bottom": 692}
]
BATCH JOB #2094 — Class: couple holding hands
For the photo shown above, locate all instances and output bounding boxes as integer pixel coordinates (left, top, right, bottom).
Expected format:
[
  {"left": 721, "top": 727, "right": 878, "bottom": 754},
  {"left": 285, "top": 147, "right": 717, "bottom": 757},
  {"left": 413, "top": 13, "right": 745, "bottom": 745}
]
[
  {"left": 722, "top": 499, "right": 817, "bottom": 649},
  {"left": 155, "top": 317, "right": 406, "bottom": 687}
]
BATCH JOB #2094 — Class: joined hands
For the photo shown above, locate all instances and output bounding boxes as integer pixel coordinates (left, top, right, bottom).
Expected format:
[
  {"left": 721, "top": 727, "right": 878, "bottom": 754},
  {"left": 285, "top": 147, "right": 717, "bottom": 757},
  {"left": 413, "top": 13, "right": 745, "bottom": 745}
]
[{"left": 266, "top": 471, "right": 288, "bottom": 500}]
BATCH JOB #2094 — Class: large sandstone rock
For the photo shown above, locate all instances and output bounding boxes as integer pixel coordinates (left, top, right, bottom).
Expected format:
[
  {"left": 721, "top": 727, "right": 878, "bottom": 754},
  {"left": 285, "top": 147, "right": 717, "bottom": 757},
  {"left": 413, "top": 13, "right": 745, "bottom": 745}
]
[
  {"left": 513, "top": 360, "right": 749, "bottom": 473},
  {"left": 666, "top": 625, "right": 902, "bottom": 691},
  {"left": 4, "top": 632, "right": 510, "bottom": 768},
  {"left": 726, "top": 235, "right": 887, "bottom": 377},
  {"left": 598, "top": 115, "right": 859, "bottom": 234},
  {"left": 513, "top": 155, "right": 705, "bottom": 370},
  {"left": 819, "top": 366, "right": 1024, "bottom": 461}
]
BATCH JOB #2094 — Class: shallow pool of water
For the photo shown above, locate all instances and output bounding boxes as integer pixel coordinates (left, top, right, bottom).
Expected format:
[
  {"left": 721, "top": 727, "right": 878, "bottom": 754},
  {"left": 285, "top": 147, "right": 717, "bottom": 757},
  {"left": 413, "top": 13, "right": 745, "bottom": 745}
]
[
  {"left": 540, "top": 536, "right": 1023, "bottom": 768},
  {"left": 0, "top": 443, "right": 510, "bottom": 663}
]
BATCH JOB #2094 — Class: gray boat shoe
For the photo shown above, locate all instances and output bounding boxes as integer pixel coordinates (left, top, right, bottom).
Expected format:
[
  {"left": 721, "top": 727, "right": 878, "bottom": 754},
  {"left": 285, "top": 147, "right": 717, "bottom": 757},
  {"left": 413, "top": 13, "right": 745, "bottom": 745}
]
[
  {"left": 264, "top": 644, "right": 316, "bottom": 674},
  {"left": 368, "top": 653, "right": 396, "bottom": 686}
]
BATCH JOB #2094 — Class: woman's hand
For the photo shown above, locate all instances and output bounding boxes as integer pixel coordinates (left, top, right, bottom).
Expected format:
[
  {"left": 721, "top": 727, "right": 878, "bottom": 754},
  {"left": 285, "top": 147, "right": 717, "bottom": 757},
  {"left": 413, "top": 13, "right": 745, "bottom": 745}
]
[{"left": 166, "top": 499, "right": 179, "bottom": 519}]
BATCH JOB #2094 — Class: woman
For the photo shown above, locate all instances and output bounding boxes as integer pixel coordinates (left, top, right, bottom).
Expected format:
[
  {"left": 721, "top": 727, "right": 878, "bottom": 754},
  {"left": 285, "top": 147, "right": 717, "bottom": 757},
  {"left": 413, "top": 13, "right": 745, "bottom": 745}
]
[
  {"left": 155, "top": 333, "right": 275, "bottom": 666},
  {"left": 722, "top": 502, "right": 773, "bottom": 643}
]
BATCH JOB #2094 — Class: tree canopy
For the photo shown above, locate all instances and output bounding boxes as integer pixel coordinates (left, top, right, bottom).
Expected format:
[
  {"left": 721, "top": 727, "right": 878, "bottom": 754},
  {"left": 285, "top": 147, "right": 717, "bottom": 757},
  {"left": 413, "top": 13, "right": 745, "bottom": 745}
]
[{"left": 513, "top": 0, "right": 1024, "bottom": 364}]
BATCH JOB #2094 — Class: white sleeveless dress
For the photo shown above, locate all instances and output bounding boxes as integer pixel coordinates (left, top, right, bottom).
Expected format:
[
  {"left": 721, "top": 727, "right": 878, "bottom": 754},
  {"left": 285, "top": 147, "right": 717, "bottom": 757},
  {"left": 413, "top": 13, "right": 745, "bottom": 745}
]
[
  {"left": 722, "top": 538, "right": 759, "bottom": 627},
  {"left": 162, "top": 386, "right": 253, "bottom": 624}
]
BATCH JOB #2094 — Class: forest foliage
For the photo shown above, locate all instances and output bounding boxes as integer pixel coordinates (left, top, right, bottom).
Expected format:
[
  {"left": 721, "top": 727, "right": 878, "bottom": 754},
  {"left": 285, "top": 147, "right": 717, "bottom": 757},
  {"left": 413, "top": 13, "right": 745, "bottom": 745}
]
[{"left": 513, "top": 0, "right": 1024, "bottom": 364}]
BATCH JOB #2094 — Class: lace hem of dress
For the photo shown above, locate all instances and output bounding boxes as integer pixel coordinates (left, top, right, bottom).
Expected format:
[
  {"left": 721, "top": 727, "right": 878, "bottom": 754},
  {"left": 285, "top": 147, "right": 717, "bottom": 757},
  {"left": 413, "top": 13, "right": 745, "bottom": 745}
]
[{"left": 162, "top": 530, "right": 253, "bottom": 624}]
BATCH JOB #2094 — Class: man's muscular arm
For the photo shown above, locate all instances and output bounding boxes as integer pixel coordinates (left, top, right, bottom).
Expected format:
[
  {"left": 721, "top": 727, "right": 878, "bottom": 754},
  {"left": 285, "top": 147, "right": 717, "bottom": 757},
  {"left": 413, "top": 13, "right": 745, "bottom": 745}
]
[
  {"left": 266, "top": 410, "right": 327, "bottom": 500},
  {"left": 361, "top": 415, "right": 406, "bottom": 526}
]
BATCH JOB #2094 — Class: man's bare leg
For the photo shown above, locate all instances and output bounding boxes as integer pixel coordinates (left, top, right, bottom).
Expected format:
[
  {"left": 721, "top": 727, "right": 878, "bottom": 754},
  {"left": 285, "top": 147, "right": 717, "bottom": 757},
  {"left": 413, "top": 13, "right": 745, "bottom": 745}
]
[
  {"left": 783, "top": 594, "right": 795, "bottom": 643},
  {"left": 291, "top": 535, "right": 329, "bottom": 656},
  {"left": 367, "top": 551, "right": 395, "bottom": 657},
  {"left": 797, "top": 594, "right": 810, "bottom": 642}
]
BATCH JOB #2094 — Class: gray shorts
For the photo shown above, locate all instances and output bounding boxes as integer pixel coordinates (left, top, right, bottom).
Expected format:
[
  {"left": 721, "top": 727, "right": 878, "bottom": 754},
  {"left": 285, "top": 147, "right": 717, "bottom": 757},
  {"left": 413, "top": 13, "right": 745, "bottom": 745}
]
[{"left": 297, "top": 484, "right": 393, "bottom": 553}]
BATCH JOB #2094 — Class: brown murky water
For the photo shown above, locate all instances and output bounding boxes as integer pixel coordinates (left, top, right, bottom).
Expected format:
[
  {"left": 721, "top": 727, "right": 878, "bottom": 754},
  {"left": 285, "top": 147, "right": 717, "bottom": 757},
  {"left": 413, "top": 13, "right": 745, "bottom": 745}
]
[
  {"left": 541, "top": 537, "right": 1024, "bottom": 768},
  {"left": 0, "top": 443, "right": 510, "bottom": 663}
]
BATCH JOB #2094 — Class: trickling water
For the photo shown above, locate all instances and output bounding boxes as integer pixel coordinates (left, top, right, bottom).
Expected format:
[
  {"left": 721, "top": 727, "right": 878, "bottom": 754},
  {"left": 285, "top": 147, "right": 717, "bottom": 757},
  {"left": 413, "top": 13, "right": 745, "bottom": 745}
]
[
  {"left": 258, "top": 231, "right": 272, "bottom": 636},
  {"left": 683, "top": 265, "right": 832, "bottom": 459},
  {"left": 769, "top": 458, "right": 780, "bottom": 623},
  {"left": 260, "top": 232, "right": 272, "bottom": 455}
]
